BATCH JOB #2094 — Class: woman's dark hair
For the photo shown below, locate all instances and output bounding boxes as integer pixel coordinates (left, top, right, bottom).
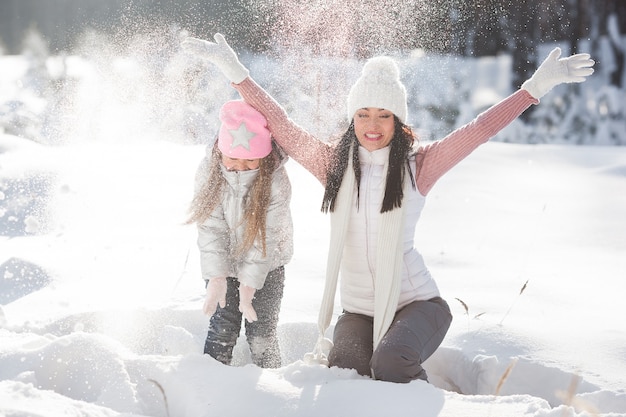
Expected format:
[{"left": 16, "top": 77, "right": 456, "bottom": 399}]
[
  {"left": 320, "top": 122, "right": 359, "bottom": 213},
  {"left": 321, "top": 115, "right": 416, "bottom": 214}
]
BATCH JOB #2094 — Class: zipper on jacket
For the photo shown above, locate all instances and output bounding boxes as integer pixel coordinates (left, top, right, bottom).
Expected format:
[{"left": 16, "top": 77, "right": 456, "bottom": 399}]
[
  {"left": 232, "top": 171, "right": 241, "bottom": 251},
  {"left": 362, "top": 163, "right": 376, "bottom": 286}
]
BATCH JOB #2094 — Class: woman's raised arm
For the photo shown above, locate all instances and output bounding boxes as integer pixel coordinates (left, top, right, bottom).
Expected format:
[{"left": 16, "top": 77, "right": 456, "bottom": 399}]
[{"left": 181, "top": 34, "right": 333, "bottom": 185}]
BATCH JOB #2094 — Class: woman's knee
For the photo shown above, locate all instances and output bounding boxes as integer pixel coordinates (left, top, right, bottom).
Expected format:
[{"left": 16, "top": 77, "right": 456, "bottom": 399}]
[
  {"left": 370, "top": 342, "right": 427, "bottom": 383},
  {"left": 370, "top": 298, "right": 453, "bottom": 383},
  {"left": 328, "top": 312, "right": 373, "bottom": 377},
  {"left": 328, "top": 338, "right": 372, "bottom": 377}
]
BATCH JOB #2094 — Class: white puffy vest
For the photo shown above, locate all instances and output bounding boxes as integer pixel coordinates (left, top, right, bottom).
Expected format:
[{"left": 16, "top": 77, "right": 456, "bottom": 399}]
[{"left": 340, "top": 146, "right": 440, "bottom": 316}]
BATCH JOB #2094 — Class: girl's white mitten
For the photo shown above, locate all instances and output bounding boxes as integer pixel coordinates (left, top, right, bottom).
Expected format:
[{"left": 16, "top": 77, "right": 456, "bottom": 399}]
[
  {"left": 521, "top": 47, "right": 594, "bottom": 99},
  {"left": 181, "top": 33, "right": 249, "bottom": 84},
  {"left": 203, "top": 277, "right": 227, "bottom": 317},
  {"left": 238, "top": 284, "right": 258, "bottom": 323}
]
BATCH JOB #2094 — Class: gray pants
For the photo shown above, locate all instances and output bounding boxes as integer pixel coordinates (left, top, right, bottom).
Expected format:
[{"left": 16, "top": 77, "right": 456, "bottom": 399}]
[
  {"left": 204, "top": 267, "right": 285, "bottom": 368},
  {"left": 328, "top": 297, "right": 452, "bottom": 383}
]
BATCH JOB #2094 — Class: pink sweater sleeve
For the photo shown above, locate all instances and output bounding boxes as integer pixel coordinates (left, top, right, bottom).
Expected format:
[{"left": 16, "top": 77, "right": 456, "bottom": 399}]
[
  {"left": 233, "top": 78, "right": 334, "bottom": 185},
  {"left": 235, "top": 77, "right": 537, "bottom": 194},
  {"left": 416, "top": 89, "right": 538, "bottom": 196}
]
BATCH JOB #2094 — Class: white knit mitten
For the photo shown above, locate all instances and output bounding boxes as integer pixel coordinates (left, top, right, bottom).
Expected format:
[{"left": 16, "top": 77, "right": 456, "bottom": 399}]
[
  {"left": 181, "top": 33, "right": 249, "bottom": 84},
  {"left": 521, "top": 47, "right": 594, "bottom": 99}
]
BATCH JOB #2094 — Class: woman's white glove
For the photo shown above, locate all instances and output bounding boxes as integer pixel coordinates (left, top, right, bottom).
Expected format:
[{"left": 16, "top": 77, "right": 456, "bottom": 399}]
[
  {"left": 238, "top": 284, "right": 258, "bottom": 323},
  {"left": 181, "top": 33, "right": 249, "bottom": 84},
  {"left": 521, "top": 47, "right": 595, "bottom": 99},
  {"left": 203, "top": 277, "right": 227, "bottom": 317}
]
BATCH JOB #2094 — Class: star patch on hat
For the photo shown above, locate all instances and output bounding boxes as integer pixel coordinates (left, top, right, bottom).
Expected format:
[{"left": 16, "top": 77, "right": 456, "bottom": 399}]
[
  {"left": 218, "top": 101, "right": 272, "bottom": 159},
  {"left": 228, "top": 122, "right": 256, "bottom": 151}
]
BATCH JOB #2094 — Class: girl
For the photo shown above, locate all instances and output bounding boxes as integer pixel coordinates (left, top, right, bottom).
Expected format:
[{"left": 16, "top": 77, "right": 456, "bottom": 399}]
[
  {"left": 182, "top": 35, "right": 594, "bottom": 382},
  {"left": 187, "top": 100, "right": 293, "bottom": 368}
]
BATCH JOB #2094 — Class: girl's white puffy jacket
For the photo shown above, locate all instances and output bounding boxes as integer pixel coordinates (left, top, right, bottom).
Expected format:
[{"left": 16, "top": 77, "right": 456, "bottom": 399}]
[{"left": 195, "top": 151, "right": 293, "bottom": 290}]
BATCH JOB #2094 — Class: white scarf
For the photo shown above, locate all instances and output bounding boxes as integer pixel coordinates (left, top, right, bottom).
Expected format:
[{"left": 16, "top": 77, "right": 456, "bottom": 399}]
[{"left": 306, "top": 144, "right": 407, "bottom": 364}]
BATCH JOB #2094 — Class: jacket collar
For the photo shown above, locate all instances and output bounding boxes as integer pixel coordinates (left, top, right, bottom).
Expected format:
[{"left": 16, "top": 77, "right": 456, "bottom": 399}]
[
  {"left": 358, "top": 145, "right": 390, "bottom": 166},
  {"left": 220, "top": 164, "right": 259, "bottom": 189}
]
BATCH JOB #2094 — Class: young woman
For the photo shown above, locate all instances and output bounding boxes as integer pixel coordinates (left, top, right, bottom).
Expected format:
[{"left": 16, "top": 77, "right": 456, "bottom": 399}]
[
  {"left": 187, "top": 100, "right": 293, "bottom": 368},
  {"left": 182, "top": 35, "right": 594, "bottom": 382}
]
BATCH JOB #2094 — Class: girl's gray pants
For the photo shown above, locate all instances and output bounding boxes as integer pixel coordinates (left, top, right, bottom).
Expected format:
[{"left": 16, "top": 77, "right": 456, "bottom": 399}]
[{"left": 204, "top": 266, "right": 285, "bottom": 368}]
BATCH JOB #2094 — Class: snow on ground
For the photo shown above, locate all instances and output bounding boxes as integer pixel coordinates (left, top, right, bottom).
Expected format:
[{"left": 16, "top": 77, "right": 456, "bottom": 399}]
[
  {"left": 1, "top": 47, "right": 626, "bottom": 416},
  {"left": 1, "top": 134, "right": 625, "bottom": 417}
]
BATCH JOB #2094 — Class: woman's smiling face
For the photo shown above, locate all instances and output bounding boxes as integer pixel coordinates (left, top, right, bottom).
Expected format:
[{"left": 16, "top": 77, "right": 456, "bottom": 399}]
[{"left": 353, "top": 107, "right": 395, "bottom": 152}]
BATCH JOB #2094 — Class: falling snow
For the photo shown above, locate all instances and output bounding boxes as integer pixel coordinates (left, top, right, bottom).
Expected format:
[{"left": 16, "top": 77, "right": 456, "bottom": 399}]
[{"left": 1, "top": 8, "right": 626, "bottom": 417}]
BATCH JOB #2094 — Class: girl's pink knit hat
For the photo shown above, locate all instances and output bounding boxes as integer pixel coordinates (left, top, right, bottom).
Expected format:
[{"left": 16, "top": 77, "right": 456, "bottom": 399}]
[{"left": 218, "top": 100, "right": 271, "bottom": 159}]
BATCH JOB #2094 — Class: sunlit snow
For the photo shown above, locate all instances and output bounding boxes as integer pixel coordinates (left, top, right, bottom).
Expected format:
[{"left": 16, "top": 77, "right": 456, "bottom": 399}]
[{"left": 1, "top": 24, "right": 625, "bottom": 417}]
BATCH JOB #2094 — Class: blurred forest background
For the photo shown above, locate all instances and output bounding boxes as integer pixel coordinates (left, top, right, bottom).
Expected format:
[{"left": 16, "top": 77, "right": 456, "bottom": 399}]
[
  {"left": 1, "top": 0, "right": 625, "bottom": 88},
  {"left": 0, "top": 0, "right": 625, "bottom": 146}
]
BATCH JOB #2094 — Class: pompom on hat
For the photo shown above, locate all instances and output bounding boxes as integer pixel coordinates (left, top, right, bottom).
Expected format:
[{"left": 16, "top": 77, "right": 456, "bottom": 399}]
[
  {"left": 218, "top": 100, "right": 271, "bottom": 159},
  {"left": 346, "top": 56, "right": 408, "bottom": 123}
]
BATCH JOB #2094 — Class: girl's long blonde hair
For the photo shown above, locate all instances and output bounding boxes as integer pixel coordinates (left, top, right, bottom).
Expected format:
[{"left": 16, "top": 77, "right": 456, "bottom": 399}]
[{"left": 187, "top": 141, "right": 279, "bottom": 257}]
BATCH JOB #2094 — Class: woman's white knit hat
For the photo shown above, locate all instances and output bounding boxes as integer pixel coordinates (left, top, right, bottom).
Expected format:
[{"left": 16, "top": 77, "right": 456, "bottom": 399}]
[{"left": 346, "top": 56, "right": 408, "bottom": 123}]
